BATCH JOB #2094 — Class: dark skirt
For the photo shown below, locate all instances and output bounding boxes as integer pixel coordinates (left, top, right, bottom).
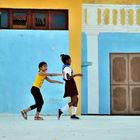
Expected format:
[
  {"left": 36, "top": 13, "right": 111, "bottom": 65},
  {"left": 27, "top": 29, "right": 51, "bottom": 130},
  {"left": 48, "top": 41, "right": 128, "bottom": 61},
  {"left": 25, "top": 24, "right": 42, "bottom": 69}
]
[{"left": 64, "top": 78, "right": 78, "bottom": 98}]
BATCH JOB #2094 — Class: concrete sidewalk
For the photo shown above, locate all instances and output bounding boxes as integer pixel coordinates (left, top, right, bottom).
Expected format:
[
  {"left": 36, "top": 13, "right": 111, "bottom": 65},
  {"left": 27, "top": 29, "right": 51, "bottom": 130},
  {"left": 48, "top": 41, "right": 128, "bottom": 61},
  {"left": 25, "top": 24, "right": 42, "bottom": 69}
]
[{"left": 0, "top": 114, "right": 140, "bottom": 140}]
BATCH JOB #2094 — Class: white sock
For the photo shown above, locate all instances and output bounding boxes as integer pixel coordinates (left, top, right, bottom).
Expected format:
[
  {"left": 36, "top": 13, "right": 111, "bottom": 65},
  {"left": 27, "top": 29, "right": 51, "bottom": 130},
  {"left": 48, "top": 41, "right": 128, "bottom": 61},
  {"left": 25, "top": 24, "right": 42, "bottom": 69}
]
[
  {"left": 61, "top": 104, "right": 69, "bottom": 112},
  {"left": 72, "top": 106, "right": 77, "bottom": 115}
]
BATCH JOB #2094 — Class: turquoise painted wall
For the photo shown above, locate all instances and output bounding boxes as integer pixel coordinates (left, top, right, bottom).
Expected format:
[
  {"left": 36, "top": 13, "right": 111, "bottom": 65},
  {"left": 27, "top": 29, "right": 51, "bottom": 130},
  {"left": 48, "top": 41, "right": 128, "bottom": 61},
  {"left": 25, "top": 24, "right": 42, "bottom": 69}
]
[
  {"left": 0, "top": 30, "right": 68, "bottom": 115},
  {"left": 99, "top": 33, "right": 140, "bottom": 114}
]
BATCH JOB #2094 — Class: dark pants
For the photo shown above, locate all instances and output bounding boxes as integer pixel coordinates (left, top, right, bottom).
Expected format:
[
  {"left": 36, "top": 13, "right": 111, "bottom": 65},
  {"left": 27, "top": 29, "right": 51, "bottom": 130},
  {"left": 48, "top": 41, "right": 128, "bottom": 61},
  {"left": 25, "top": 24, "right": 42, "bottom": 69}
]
[{"left": 30, "top": 86, "right": 44, "bottom": 112}]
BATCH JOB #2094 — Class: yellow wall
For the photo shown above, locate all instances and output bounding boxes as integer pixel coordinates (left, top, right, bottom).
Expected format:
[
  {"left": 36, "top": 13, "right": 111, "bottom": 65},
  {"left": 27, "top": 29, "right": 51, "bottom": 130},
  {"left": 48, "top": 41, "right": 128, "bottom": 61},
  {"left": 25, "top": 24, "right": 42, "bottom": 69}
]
[
  {"left": 0, "top": 0, "right": 82, "bottom": 114},
  {"left": 83, "top": 0, "right": 140, "bottom": 4}
]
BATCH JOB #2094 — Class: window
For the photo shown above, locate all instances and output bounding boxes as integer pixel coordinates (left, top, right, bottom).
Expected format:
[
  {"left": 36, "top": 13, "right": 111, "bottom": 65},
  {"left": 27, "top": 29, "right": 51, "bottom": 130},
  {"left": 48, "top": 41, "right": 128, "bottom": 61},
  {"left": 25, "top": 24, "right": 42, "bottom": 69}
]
[
  {"left": 0, "top": 11, "right": 8, "bottom": 28},
  {"left": 50, "top": 11, "right": 68, "bottom": 30},
  {"left": 32, "top": 12, "right": 48, "bottom": 29},
  {"left": 12, "top": 11, "right": 28, "bottom": 29},
  {"left": 35, "top": 13, "right": 46, "bottom": 27},
  {"left": 0, "top": 9, "right": 68, "bottom": 30}
]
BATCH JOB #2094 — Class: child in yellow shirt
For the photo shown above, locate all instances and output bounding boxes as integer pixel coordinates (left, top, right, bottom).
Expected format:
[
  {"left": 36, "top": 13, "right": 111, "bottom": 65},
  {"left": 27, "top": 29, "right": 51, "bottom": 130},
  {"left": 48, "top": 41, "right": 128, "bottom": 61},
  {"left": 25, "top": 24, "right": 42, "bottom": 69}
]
[{"left": 21, "top": 61, "right": 63, "bottom": 120}]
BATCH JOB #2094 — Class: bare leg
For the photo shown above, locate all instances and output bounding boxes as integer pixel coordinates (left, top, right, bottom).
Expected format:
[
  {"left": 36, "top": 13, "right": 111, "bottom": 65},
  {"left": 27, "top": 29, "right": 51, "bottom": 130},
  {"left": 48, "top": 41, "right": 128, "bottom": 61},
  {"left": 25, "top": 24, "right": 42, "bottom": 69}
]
[
  {"left": 34, "top": 112, "right": 43, "bottom": 120},
  {"left": 24, "top": 107, "right": 31, "bottom": 113},
  {"left": 21, "top": 107, "right": 31, "bottom": 120}
]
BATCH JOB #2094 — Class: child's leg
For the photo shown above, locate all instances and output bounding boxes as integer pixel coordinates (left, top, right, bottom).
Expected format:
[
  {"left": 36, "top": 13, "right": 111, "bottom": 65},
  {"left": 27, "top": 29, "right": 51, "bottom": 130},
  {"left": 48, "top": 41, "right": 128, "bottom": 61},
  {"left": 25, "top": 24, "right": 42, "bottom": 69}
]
[
  {"left": 58, "top": 101, "right": 71, "bottom": 120},
  {"left": 21, "top": 107, "right": 31, "bottom": 120},
  {"left": 59, "top": 99, "right": 73, "bottom": 113},
  {"left": 59, "top": 95, "right": 78, "bottom": 113},
  {"left": 22, "top": 91, "right": 38, "bottom": 114},
  {"left": 24, "top": 107, "right": 31, "bottom": 112},
  {"left": 21, "top": 93, "right": 37, "bottom": 120},
  {"left": 60, "top": 104, "right": 69, "bottom": 112},
  {"left": 71, "top": 95, "right": 79, "bottom": 119},
  {"left": 21, "top": 87, "right": 44, "bottom": 120},
  {"left": 34, "top": 91, "right": 44, "bottom": 120},
  {"left": 57, "top": 96, "right": 78, "bottom": 120},
  {"left": 34, "top": 112, "right": 43, "bottom": 120},
  {"left": 30, "top": 87, "right": 44, "bottom": 119},
  {"left": 71, "top": 95, "right": 78, "bottom": 115}
]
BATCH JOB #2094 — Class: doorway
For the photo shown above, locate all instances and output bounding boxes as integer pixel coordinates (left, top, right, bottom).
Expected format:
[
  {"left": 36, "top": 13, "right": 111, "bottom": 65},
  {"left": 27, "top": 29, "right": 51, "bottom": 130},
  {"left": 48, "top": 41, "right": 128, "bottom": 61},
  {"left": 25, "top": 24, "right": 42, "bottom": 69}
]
[{"left": 110, "top": 53, "right": 140, "bottom": 114}]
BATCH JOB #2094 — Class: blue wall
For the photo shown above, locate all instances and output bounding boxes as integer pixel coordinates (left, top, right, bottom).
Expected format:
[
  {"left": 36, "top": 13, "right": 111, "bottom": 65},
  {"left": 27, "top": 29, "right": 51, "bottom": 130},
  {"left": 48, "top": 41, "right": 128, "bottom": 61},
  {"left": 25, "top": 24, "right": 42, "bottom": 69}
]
[
  {"left": 0, "top": 30, "right": 69, "bottom": 115},
  {"left": 99, "top": 33, "right": 140, "bottom": 114},
  {"left": 81, "top": 32, "right": 88, "bottom": 114}
]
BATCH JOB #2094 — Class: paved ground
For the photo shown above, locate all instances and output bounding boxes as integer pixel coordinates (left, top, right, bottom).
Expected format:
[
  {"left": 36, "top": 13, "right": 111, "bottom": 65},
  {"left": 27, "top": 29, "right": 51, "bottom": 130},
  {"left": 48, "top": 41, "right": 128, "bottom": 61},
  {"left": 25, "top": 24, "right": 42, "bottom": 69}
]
[{"left": 0, "top": 114, "right": 140, "bottom": 140}]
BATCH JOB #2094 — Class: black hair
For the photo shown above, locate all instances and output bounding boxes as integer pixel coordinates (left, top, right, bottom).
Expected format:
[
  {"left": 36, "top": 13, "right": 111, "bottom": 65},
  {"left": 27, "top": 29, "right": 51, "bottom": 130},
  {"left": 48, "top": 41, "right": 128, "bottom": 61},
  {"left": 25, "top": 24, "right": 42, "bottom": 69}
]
[
  {"left": 38, "top": 61, "right": 47, "bottom": 71},
  {"left": 60, "top": 54, "right": 71, "bottom": 64}
]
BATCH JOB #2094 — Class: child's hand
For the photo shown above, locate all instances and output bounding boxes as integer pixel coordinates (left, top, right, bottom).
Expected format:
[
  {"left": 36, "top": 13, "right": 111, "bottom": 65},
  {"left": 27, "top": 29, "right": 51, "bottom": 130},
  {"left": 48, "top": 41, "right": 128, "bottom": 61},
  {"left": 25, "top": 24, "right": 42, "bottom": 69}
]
[
  {"left": 76, "top": 74, "right": 83, "bottom": 77},
  {"left": 58, "top": 81, "right": 64, "bottom": 84}
]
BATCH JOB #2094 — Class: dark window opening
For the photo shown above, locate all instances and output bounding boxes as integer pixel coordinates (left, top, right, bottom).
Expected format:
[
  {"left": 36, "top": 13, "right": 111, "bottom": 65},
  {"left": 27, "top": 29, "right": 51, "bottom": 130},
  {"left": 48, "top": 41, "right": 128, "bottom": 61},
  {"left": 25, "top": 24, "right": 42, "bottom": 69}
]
[
  {"left": 12, "top": 12, "right": 27, "bottom": 28},
  {"left": 0, "top": 11, "right": 8, "bottom": 28},
  {"left": 0, "top": 9, "right": 68, "bottom": 30},
  {"left": 51, "top": 11, "right": 68, "bottom": 30},
  {"left": 35, "top": 13, "right": 46, "bottom": 27}
]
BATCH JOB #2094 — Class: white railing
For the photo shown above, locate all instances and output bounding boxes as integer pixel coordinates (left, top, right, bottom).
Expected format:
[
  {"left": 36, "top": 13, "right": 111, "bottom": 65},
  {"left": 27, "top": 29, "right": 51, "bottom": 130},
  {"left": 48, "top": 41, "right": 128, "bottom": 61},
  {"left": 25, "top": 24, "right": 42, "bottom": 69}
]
[{"left": 82, "top": 4, "right": 140, "bottom": 30}]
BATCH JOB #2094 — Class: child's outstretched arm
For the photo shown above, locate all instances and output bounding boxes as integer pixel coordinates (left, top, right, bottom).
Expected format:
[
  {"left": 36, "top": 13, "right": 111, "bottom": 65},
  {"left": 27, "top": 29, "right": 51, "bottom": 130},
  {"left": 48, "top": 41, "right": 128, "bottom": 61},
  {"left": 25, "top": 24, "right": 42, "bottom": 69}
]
[
  {"left": 45, "top": 76, "right": 63, "bottom": 84},
  {"left": 46, "top": 73, "right": 62, "bottom": 77},
  {"left": 66, "top": 73, "right": 83, "bottom": 80},
  {"left": 39, "top": 72, "right": 62, "bottom": 77}
]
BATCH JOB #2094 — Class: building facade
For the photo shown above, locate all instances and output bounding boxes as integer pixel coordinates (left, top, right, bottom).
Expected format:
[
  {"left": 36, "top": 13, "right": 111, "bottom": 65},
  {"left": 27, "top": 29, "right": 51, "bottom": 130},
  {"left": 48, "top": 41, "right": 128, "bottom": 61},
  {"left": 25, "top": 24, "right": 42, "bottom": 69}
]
[
  {"left": 82, "top": 0, "right": 140, "bottom": 115},
  {"left": 1, "top": 0, "right": 140, "bottom": 115}
]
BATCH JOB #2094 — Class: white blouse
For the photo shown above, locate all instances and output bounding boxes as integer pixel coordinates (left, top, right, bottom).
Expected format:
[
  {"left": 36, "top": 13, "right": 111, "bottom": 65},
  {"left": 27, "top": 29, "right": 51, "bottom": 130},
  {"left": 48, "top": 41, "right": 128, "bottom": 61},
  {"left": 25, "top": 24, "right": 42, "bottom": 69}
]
[{"left": 63, "top": 66, "right": 73, "bottom": 80}]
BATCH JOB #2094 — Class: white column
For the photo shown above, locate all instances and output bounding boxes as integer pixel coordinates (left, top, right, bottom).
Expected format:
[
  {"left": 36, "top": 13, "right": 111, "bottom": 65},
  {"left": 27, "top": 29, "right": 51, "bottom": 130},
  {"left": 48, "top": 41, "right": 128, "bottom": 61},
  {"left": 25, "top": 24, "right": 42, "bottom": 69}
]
[
  {"left": 125, "top": 9, "right": 129, "bottom": 26},
  {"left": 101, "top": 8, "right": 105, "bottom": 26},
  {"left": 109, "top": 9, "right": 113, "bottom": 26},
  {"left": 86, "top": 31, "right": 99, "bottom": 114},
  {"left": 133, "top": 9, "right": 137, "bottom": 26},
  {"left": 117, "top": 8, "right": 121, "bottom": 26}
]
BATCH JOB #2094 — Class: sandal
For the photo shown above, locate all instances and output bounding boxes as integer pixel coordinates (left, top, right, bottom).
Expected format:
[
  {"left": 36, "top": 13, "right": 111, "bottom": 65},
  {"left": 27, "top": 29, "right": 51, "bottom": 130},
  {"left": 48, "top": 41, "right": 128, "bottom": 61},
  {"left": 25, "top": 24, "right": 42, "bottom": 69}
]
[
  {"left": 21, "top": 110, "right": 27, "bottom": 120},
  {"left": 34, "top": 116, "right": 44, "bottom": 120}
]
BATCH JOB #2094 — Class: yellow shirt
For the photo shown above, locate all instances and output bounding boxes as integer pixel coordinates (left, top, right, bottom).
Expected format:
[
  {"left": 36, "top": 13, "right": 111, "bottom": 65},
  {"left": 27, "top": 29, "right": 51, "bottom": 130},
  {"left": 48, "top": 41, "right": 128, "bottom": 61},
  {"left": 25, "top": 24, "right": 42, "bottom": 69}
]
[{"left": 33, "top": 74, "right": 46, "bottom": 89}]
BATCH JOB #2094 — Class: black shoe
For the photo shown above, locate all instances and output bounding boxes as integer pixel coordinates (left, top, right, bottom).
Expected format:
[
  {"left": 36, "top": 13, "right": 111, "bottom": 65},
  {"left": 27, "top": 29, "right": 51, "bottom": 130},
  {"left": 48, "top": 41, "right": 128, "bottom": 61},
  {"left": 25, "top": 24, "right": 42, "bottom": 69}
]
[
  {"left": 57, "top": 109, "right": 63, "bottom": 120},
  {"left": 71, "top": 115, "right": 80, "bottom": 120}
]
